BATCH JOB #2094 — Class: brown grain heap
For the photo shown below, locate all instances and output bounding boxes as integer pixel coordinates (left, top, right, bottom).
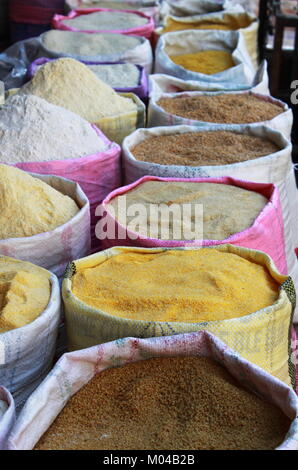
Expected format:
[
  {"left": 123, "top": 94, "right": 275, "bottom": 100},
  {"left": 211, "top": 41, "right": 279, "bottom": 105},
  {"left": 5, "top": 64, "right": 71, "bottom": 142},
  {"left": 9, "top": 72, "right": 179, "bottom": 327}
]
[
  {"left": 35, "top": 356, "right": 290, "bottom": 450},
  {"left": 157, "top": 94, "right": 283, "bottom": 123},
  {"left": 131, "top": 131, "right": 280, "bottom": 166}
]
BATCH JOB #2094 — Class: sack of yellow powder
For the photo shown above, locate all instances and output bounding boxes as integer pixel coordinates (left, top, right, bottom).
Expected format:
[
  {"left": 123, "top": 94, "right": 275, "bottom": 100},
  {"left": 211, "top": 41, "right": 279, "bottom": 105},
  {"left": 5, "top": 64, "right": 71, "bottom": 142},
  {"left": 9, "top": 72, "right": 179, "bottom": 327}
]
[
  {"left": 16, "top": 57, "right": 145, "bottom": 144},
  {"left": 0, "top": 165, "right": 90, "bottom": 277},
  {"left": 154, "top": 29, "right": 255, "bottom": 86},
  {"left": 0, "top": 257, "right": 61, "bottom": 410},
  {"left": 62, "top": 244, "right": 296, "bottom": 387},
  {"left": 0, "top": 386, "right": 15, "bottom": 450},
  {"left": 6, "top": 331, "right": 298, "bottom": 450},
  {"left": 155, "top": 9, "right": 259, "bottom": 67}
]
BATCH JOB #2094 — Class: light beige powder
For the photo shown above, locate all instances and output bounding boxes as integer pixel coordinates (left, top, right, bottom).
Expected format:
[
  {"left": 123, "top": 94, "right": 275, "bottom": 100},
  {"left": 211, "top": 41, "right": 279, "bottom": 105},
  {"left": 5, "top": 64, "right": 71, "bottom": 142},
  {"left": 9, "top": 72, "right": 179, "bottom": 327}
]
[
  {"left": 17, "top": 58, "right": 137, "bottom": 122},
  {"left": 62, "top": 11, "right": 148, "bottom": 30},
  {"left": 0, "top": 164, "right": 79, "bottom": 239},
  {"left": 108, "top": 181, "right": 268, "bottom": 240}
]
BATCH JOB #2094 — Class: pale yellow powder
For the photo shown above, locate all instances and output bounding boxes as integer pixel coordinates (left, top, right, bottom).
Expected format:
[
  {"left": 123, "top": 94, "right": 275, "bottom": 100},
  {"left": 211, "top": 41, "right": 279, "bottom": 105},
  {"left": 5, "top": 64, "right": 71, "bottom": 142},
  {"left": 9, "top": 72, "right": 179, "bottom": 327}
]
[
  {"left": 0, "top": 257, "right": 51, "bottom": 332},
  {"left": 17, "top": 58, "right": 137, "bottom": 122},
  {"left": 72, "top": 249, "right": 280, "bottom": 322},
  {"left": 0, "top": 164, "right": 79, "bottom": 239}
]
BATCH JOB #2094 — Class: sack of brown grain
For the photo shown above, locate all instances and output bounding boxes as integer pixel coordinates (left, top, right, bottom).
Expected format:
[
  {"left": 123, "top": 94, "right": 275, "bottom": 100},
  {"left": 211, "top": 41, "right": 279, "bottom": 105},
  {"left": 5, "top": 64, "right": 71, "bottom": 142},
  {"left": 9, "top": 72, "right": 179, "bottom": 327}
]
[
  {"left": 148, "top": 90, "right": 293, "bottom": 140},
  {"left": 0, "top": 386, "right": 15, "bottom": 450},
  {"left": 6, "top": 331, "right": 298, "bottom": 449}
]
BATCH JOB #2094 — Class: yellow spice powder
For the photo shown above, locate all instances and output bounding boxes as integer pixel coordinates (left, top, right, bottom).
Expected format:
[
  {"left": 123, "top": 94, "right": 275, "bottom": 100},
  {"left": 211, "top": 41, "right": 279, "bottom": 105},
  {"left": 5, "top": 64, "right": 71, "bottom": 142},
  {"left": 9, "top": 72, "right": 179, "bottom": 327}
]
[
  {"left": 169, "top": 50, "right": 235, "bottom": 74},
  {"left": 0, "top": 257, "right": 51, "bottom": 333},
  {"left": 72, "top": 249, "right": 279, "bottom": 323},
  {"left": 162, "top": 20, "right": 232, "bottom": 33}
]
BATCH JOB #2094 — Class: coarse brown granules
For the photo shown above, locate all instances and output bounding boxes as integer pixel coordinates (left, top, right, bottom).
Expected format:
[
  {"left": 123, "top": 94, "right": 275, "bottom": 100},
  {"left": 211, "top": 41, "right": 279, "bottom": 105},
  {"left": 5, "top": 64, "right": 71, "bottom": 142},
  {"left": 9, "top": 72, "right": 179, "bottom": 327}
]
[
  {"left": 34, "top": 356, "right": 291, "bottom": 450},
  {"left": 131, "top": 131, "right": 280, "bottom": 166},
  {"left": 157, "top": 94, "right": 284, "bottom": 124}
]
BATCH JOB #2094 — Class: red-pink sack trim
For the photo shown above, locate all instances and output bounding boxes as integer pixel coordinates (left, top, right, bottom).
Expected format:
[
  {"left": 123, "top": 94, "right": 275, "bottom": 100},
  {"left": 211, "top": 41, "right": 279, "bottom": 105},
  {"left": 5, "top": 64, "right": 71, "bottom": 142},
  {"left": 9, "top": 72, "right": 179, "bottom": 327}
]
[
  {"left": 100, "top": 175, "right": 288, "bottom": 274},
  {"left": 52, "top": 8, "right": 154, "bottom": 39}
]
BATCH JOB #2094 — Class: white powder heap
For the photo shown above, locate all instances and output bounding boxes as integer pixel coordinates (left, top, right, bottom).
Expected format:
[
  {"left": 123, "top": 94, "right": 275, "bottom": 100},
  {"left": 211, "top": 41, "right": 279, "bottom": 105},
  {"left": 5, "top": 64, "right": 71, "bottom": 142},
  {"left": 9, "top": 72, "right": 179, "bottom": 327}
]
[
  {"left": 17, "top": 58, "right": 137, "bottom": 122},
  {"left": 0, "top": 94, "right": 106, "bottom": 163},
  {"left": 62, "top": 11, "right": 148, "bottom": 31},
  {"left": 0, "top": 400, "right": 8, "bottom": 419},
  {"left": 42, "top": 30, "right": 142, "bottom": 57},
  {"left": 88, "top": 63, "right": 140, "bottom": 87}
]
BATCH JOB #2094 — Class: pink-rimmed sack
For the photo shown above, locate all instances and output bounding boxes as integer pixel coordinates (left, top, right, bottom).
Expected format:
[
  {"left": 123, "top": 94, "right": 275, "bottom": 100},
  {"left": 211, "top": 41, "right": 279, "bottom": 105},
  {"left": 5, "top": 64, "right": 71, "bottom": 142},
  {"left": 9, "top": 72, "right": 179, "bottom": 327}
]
[
  {"left": 53, "top": 8, "right": 155, "bottom": 39},
  {"left": 7, "top": 126, "right": 121, "bottom": 250},
  {"left": 99, "top": 175, "right": 287, "bottom": 275},
  {"left": 6, "top": 331, "right": 298, "bottom": 450},
  {"left": 0, "top": 387, "right": 15, "bottom": 450},
  {"left": 27, "top": 58, "right": 149, "bottom": 101}
]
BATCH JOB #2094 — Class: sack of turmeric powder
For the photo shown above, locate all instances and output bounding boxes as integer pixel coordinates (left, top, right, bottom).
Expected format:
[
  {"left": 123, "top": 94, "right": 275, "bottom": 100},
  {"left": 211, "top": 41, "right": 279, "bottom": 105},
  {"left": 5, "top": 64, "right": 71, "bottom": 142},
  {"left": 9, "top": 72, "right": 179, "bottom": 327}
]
[
  {"left": 155, "top": 9, "right": 259, "bottom": 67},
  {"left": 62, "top": 244, "right": 296, "bottom": 387},
  {"left": 0, "top": 386, "right": 15, "bottom": 450},
  {"left": 154, "top": 29, "right": 255, "bottom": 86},
  {"left": 0, "top": 173, "right": 91, "bottom": 278},
  {"left": 121, "top": 126, "right": 298, "bottom": 323},
  {"left": 148, "top": 90, "right": 293, "bottom": 140},
  {"left": 6, "top": 331, "right": 298, "bottom": 450},
  {"left": 149, "top": 60, "right": 269, "bottom": 95}
]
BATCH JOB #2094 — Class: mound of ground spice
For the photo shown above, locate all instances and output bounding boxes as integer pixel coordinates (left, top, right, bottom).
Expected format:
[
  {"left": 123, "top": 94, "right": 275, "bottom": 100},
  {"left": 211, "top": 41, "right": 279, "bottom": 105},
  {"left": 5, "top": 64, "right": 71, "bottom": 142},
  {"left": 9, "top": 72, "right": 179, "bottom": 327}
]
[
  {"left": 131, "top": 131, "right": 280, "bottom": 166},
  {"left": 169, "top": 50, "right": 235, "bottom": 74},
  {"left": 157, "top": 93, "right": 284, "bottom": 124},
  {"left": 71, "top": 249, "right": 279, "bottom": 322},
  {"left": 34, "top": 356, "right": 291, "bottom": 450}
]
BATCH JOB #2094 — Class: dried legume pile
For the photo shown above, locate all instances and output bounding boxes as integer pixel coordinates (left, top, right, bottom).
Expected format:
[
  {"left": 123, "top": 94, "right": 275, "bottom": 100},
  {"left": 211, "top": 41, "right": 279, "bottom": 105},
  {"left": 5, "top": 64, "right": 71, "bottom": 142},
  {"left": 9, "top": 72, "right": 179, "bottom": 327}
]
[
  {"left": 34, "top": 356, "right": 290, "bottom": 450},
  {"left": 109, "top": 181, "right": 268, "bottom": 240},
  {"left": 169, "top": 50, "right": 235, "bottom": 74},
  {"left": 157, "top": 93, "right": 283, "bottom": 123},
  {"left": 0, "top": 257, "right": 51, "bottom": 333},
  {"left": 62, "top": 11, "right": 148, "bottom": 31},
  {"left": 72, "top": 249, "right": 279, "bottom": 322},
  {"left": 132, "top": 131, "right": 280, "bottom": 165},
  {"left": 88, "top": 63, "right": 140, "bottom": 88},
  {"left": 17, "top": 58, "right": 137, "bottom": 122},
  {"left": 0, "top": 164, "right": 79, "bottom": 239},
  {"left": 0, "top": 94, "right": 106, "bottom": 163},
  {"left": 42, "top": 30, "right": 142, "bottom": 56}
]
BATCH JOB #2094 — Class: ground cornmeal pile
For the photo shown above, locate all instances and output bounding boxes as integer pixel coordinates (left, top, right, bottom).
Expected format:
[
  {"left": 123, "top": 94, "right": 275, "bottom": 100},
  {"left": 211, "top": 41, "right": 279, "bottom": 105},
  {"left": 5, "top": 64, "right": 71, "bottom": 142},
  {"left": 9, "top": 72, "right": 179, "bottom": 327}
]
[
  {"left": 0, "top": 164, "right": 79, "bottom": 239},
  {"left": 131, "top": 131, "right": 280, "bottom": 166},
  {"left": 108, "top": 181, "right": 268, "bottom": 240},
  {"left": 157, "top": 93, "right": 283, "bottom": 123},
  {"left": 0, "top": 257, "right": 51, "bottom": 333},
  {"left": 71, "top": 249, "right": 279, "bottom": 322},
  {"left": 160, "top": 13, "right": 253, "bottom": 33},
  {"left": 62, "top": 11, "right": 148, "bottom": 31},
  {"left": 34, "top": 356, "right": 291, "bottom": 450},
  {"left": 169, "top": 50, "right": 235, "bottom": 74},
  {"left": 17, "top": 58, "right": 137, "bottom": 122},
  {"left": 42, "top": 30, "right": 142, "bottom": 57}
]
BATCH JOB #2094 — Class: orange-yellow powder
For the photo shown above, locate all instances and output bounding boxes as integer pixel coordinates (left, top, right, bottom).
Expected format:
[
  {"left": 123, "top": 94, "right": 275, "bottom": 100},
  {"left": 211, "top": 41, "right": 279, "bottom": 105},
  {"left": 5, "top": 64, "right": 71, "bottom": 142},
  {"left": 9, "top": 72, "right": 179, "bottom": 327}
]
[
  {"left": 169, "top": 50, "right": 235, "bottom": 74},
  {"left": 72, "top": 249, "right": 279, "bottom": 323}
]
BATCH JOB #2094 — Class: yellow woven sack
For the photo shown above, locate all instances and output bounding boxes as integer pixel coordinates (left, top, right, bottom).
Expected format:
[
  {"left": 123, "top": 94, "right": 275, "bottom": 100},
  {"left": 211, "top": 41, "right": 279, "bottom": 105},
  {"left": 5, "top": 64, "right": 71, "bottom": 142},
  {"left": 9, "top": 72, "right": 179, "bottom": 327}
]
[
  {"left": 95, "top": 92, "right": 146, "bottom": 145},
  {"left": 62, "top": 245, "right": 296, "bottom": 388},
  {"left": 156, "top": 11, "right": 259, "bottom": 67}
]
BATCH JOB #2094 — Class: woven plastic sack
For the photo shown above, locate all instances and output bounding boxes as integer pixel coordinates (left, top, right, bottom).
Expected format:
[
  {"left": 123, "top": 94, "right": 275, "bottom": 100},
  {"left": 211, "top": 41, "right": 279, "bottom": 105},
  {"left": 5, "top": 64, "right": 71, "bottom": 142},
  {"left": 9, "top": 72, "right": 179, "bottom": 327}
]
[
  {"left": 122, "top": 125, "right": 298, "bottom": 320},
  {"left": 155, "top": 9, "right": 259, "bottom": 67},
  {"left": 6, "top": 331, "right": 298, "bottom": 450},
  {"left": 0, "top": 386, "right": 15, "bottom": 450},
  {"left": 0, "top": 173, "right": 90, "bottom": 278},
  {"left": 53, "top": 8, "right": 155, "bottom": 40},
  {"left": 154, "top": 30, "right": 255, "bottom": 87},
  {"left": 0, "top": 270, "right": 61, "bottom": 410},
  {"left": 148, "top": 90, "right": 293, "bottom": 140},
  {"left": 159, "top": 0, "right": 228, "bottom": 18},
  {"left": 62, "top": 244, "right": 296, "bottom": 387},
  {"left": 100, "top": 175, "right": 287, "bottom": 275},
  {"left": 149, "top": 61, "right": 269, "bottom": 95},
  {"left": 39, "top": 30, "right": 154, "bottom": 73},
  {"left": 27, "top": 58, "right": 149, "bottom": 101},
  {"left": 5, "top": 126, "right": 121, "bottom": 250}
]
